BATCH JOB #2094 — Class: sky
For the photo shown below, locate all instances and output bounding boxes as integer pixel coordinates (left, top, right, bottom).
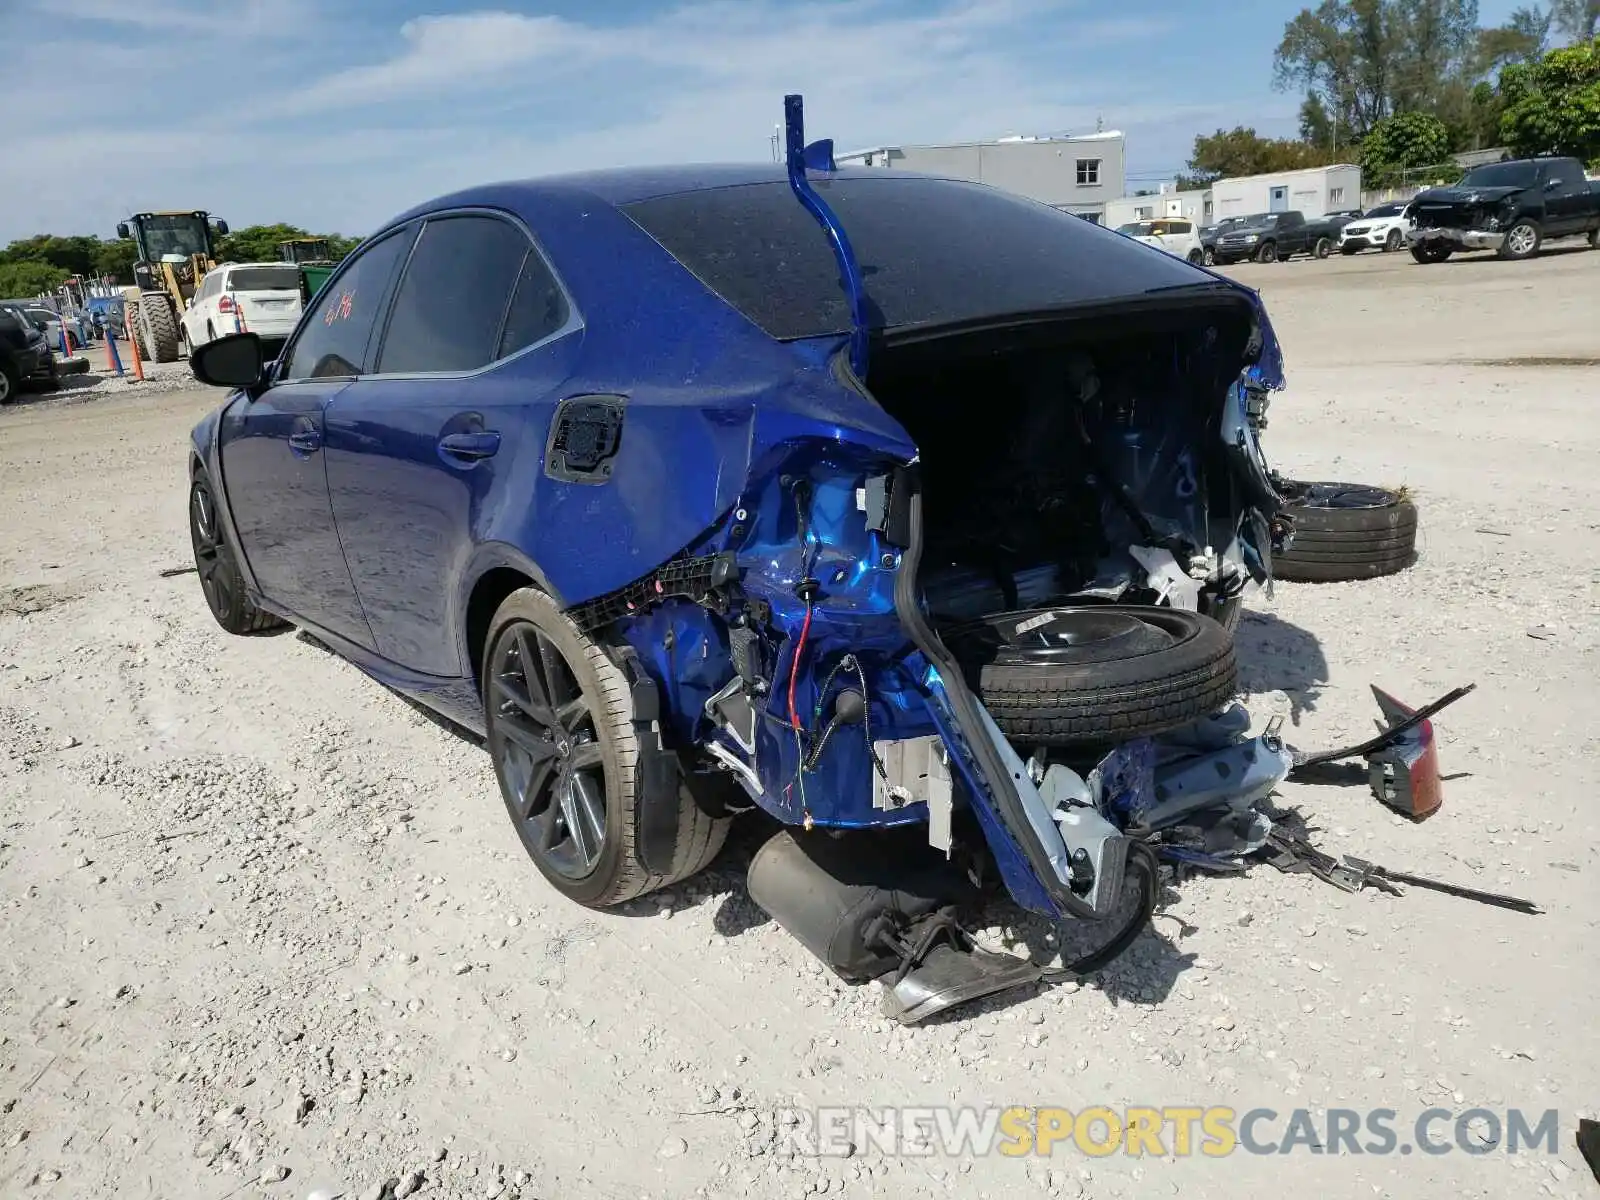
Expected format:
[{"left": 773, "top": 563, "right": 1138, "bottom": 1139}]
[{"left": 0, "top": 0, "right": 1527, "bottom": 243}]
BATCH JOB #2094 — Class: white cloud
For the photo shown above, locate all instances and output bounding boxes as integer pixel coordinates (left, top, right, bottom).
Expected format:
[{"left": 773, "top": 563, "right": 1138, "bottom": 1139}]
[{"left": 0, "top": 0, "right": 1286, "bottom": 242}]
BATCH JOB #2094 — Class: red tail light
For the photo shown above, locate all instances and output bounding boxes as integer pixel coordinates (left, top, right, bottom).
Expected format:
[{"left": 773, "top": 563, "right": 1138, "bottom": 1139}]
[{"left": 217, "top": 295, "right": 235, "bottom": 312}]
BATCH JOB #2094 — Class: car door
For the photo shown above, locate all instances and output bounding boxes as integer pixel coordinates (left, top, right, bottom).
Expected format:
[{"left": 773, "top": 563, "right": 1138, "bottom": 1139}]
[
  {"left": 323, "top": 211, "right": 581, "bottom": 677},
  {"left": 218, "top": 227, "right": 414, "bottom": 649},
  {"left": 1542, "top": 162, "right": 1586, "bottom": 235},
  {"left": 184, "top": 272, "right": 214, "bottom": 346}
]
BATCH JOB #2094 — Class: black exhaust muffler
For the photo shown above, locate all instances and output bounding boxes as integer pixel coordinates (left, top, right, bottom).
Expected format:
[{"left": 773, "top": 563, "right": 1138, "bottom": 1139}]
[{"left": 746, "top": 828, "right": 1045, "bottom": 1022}]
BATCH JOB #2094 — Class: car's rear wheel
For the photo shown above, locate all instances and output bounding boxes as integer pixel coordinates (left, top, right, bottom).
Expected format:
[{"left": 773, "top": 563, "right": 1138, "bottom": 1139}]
[
  {"left": 945, "top": 606, "right": 1237, "bottom": 747},
  {"left": 0, "top": 360, "right": 18, "bottom": 405},
  {"left": 1384, "top": 228, "right": 1403, "bottom": 252},
  {"left": 1186, "top": 248, "right": 1204, "bottom": 265},
  {"left": 1272, "top": 481, "right": 1418, "bottom": 582},
  {"left": 189, "top": 468, "right": 286, "bottom": 634},
  {"left": 484, "top": 588, "right": 728, "bottom": 908}
]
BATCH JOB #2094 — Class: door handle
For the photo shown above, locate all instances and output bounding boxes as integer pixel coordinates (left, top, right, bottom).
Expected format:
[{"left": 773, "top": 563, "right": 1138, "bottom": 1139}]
[
  {"left": 437, "top": 431, "right": 501, "bottom": 462},
  {"left": 288, "top": 429, "right": 322, "bottom": 454}
]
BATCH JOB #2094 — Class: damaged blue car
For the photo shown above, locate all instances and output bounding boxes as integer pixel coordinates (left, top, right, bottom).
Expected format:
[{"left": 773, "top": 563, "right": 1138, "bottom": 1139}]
[{"left": 186, "top": 96, "right": 1294, "bottom": 1022}]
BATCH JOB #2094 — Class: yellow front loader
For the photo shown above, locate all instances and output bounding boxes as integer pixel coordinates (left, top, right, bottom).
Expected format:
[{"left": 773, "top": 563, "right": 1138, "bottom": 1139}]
[{"left": 115, "top": 211, "right": 229, "bottom": 363}]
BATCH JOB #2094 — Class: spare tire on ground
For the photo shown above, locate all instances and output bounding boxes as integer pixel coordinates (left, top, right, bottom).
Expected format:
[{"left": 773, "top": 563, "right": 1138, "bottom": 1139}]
[
  {"left": 1272, "top": 481, "right": 1418, "bottom": 582},
  {"left": 944, "top": 606, "right": 1237, "bottom": 747}
]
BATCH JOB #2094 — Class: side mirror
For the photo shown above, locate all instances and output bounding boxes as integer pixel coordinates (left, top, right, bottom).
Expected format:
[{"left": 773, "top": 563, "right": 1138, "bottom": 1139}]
[
  {"left": 213, "top": 218, "right": 230, "bottom": 235},
  {"left": 116, "top": 223, "right": 129, "bottom": 240},
  {"left": 1545, "top": 179, "right": 1561, "bottom": 190},
  {"left": 191, "top": 331, "right": 265, "bottom": 389}
]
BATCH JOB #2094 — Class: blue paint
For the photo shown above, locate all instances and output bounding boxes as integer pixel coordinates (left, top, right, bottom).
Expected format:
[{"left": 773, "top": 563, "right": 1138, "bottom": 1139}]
[{"left": 783, "top": 94, "right": 870, "bottom": 380}]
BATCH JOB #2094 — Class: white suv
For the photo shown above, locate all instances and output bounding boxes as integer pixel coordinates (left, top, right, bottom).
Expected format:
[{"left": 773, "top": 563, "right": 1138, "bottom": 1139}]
[
  {"left": 1337, "top": 202, "right": 1413, "bottom": 254},
  {"left": 1115, "top": 218, "right": 1206, "bottom": 265},
  {"left": 182, "top": 262, "right": 304, "bottom": 351}
]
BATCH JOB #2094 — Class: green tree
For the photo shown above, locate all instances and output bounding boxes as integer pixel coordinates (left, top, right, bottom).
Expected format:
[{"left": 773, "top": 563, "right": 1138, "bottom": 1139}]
[
  {"left": 216, "top": 222, "right": 315, "bottom": 262},
  {"left": 1177, "top": 126, "right": 1336, "bottom": 188},
  {"left": 1359, "top": 111, "right": 1454, "bottom": 182},
  {"left": 215, "top": 223, "right": 363, "bottom": 264},
  {"left": 0, "top": 234, "right": 104, "bottom": 277},
  {"left": 1274, "top": 0, "right": 1487, "bottom": 139},
  {"left": 0, "top": 260, "right": 68, "bottom": 298},
  {"left": 1300, "top": 92, "right": 1338, "bottom": 147},
  {"left": 1478, "top": 5, "right": 1552, "bottom": 70},
  {"left": 1551, "top": 0, "right": 1600, "bottom": 42},
  {"left": 1499, "top": 35, "right": 1600, "bottom": 159},
  {"left": 94, "top": 239, "right": 138, "bottom": 283}
]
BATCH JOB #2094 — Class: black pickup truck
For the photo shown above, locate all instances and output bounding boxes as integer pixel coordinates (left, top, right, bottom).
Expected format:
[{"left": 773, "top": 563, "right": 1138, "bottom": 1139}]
[
  {"left": 1209, "top": 210, "right": 1349, "bottom": 264},
  {"left": 1407, "top": 156, "right": 1600, "bottom": 262}
]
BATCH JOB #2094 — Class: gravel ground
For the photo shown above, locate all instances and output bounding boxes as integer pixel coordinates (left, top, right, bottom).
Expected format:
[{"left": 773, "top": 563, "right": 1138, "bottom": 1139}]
[{"left": 2, "top": 247, "right": 1597, "bottom": 1200}]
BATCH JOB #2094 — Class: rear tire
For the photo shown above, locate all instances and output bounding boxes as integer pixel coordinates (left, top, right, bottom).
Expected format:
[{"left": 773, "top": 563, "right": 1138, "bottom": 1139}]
[
  {"left": 0, "top": 360, "right": 19, "bottom": 405},
  {"left": 1186, "top": 248, "right": 1204, "bottom": 264},
  {"left": 948, "top": 606, "right": 1237, "bottom": 747},
  {"left": 124, "top": 297, "right": 147, "bottom": 358},
  {"left": 1410, "top": 243, "right": 1453, "bottom": 264},
  {"left": 484, "top": 588, "right": 729, "bottom": 908},
  {"left": 1272, "top": 481, "right": 1418, "bottom": 583}
]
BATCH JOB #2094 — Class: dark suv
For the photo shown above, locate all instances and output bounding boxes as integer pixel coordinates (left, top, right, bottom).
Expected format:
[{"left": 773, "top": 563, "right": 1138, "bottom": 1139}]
[{"left": 0, "top": 307, "right": 58, "bottom": 404}]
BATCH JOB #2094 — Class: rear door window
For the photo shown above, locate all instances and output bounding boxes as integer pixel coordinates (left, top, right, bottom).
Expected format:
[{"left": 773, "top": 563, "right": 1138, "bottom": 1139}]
[
  {"left": 227, "top": 266, "right": 301, "bottom": 292},
  {"left": 497, "top": 249, "right": 571, "bottom": 358},
  {"left": 376, "top": 215, "right": 530, "bottom": 374},
  {"left": 280, "top": 228, "right": 412, "bottom": 380}
]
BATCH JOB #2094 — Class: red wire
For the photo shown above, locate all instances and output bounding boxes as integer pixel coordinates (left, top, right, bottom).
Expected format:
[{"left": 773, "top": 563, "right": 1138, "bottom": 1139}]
[{"left": 787, "top": 601, "right": 813, "bottom": 731}]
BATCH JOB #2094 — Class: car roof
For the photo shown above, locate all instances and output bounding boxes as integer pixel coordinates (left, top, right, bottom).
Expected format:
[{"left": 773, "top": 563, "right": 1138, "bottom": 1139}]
[
  {"left": 359, "top": 162, "right": 1251, "bottom": 349},
  {"left": 394, "top": 163, "right": 878, "bottom": 217}
]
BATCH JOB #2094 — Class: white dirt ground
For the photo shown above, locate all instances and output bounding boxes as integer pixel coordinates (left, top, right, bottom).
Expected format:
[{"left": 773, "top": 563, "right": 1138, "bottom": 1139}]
[{"left": 2, "top": 247, "right": 1597, "bottom": 1200}]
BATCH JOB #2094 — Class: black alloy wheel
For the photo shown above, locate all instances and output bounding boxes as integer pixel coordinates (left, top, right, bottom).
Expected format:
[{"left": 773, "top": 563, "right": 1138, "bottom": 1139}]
[
  {"left": 188, "top": 471, "right": 284, "bottom": 634},
  {"left": 488, "top": 620, "right": 609, "bottom": 881}
]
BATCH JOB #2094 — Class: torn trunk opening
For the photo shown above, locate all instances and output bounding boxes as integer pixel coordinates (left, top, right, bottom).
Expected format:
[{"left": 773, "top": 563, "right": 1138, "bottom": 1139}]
[{"left": 867, "top": 294, "right": 1278, "bottom": 623}]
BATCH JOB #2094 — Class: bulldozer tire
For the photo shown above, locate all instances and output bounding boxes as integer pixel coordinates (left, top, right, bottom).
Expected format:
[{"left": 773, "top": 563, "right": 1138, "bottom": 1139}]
[
  {"left": 123, "top": 297, "right": 146, "bottom": 358},
  {"left": 140, "top": 294, "right": 181, "bottom": 363}
]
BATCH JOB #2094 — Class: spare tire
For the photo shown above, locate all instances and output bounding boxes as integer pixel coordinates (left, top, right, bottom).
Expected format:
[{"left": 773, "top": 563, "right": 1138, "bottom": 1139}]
[
  {"left": 946, "top": 606, "right": 1237, "bottom": 747},
  {"left": 1273, "top": 481, "right": 1417, "bottom": 582}
]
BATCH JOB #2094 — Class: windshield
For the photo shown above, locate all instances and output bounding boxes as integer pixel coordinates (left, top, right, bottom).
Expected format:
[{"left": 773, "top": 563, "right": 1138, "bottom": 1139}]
[
  {"left": 226, "top": 266, "right": 300, "bottom": 291},
  {"left": 138, "top": 215, "right": 209, "bottom": 261},
  {"left": 1366, "top": 203, "right": 1405, "bottom": 218},
  {"left": 1459, "top": 162, "right": 1537, "bottom": 189},
  {"left": 622, "top": 176, "right": 1212, "bottom": 342}
]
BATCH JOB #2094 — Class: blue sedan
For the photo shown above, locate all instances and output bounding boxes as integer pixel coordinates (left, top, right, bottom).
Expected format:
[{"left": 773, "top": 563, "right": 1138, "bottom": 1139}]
[{"left": 186, "top": 100, "right": 1290, "bottom": 1019}]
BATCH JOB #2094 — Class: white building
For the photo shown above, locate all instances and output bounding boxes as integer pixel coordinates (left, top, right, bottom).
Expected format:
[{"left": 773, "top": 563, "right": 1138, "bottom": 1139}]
[
  {"left": 1209, "top": 164, "right": 1362, "bottom": 220},
  {"left": 836, "top": 131, "right": 1126, "bottom": 222},
  {"left": 1104, "top": 187, "right": 1213, "bottom": 229}
]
